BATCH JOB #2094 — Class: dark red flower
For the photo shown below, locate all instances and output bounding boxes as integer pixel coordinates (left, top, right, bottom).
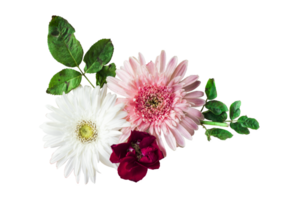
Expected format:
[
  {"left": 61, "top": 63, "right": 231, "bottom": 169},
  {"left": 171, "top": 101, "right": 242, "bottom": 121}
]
[{"left": 110, "top": 130, "right": 164, "bottom": 182}]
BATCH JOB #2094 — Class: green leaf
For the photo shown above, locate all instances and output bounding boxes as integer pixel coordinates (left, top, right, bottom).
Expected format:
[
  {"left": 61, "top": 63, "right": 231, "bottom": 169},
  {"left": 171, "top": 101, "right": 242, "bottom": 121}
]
[
  {"left": 205, "top": 78, "right": 217, "bottom": 100},
  {"left": 84, "top": 39, "right": 114, "bottom": 74},
  {"left": 205, "top": 100, "right": 228, "bottom": 115},
  {"left": 230, "top": 122, "right": 250, "bottom": 135},
  {"left": 237, "top": 115, "right": 260, "bottom": 130},
  {"left": 237, "top": 115, "right": 249, "bottom": 123},
  {"left": 206, "top": 128, "right": 233, "bottom": 140},
  {"left": 203, "top": 128, "right": 214, "bottom": 142},
  {"left": 48, "top": 16, "right": 83, "bottom": 67},
  {"left": 46, "top": 69, "right": 82, "bottom": 95},
  {"left": 230, "top": 101, "right": 241, "bottom": 120},
  {"left": 96, "top": 63, "right": 116, "bottom": 87},
  {"left": 203, "top": 111, "right": 227, "bottom": 122}
]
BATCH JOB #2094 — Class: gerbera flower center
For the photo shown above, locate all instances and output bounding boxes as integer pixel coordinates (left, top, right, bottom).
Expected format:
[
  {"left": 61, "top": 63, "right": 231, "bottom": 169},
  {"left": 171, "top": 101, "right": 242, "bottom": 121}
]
[
  {"left": 134, "top": 85, "right": 174, "bottom": 123},
  {"left": 147, "top": 96, "right": 161, "bottom": 108},
  {"left": 76, "top": 120, "right": 98, "bottom": 143}
]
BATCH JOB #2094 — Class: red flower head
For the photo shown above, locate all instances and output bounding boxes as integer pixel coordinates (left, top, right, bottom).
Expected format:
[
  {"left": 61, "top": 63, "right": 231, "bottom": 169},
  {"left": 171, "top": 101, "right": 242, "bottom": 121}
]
[{"left": 110, "top": 130, "right": 164, "bottom": 182}]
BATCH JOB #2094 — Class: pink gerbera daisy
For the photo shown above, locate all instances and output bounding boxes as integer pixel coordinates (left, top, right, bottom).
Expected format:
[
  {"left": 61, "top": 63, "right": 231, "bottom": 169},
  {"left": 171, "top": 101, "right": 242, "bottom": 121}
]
[{"left": 107, "top": 51, "right": 205, "bottom": 155}]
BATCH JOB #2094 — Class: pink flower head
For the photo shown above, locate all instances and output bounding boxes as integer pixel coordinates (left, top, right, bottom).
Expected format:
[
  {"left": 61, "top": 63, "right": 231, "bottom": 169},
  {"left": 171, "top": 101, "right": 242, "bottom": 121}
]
[
  {"left": 110, "top": 130, "right": 164, "bottom": 182},
  {"left": 107, "top": 51, "right": 205, "bottom": 155}
]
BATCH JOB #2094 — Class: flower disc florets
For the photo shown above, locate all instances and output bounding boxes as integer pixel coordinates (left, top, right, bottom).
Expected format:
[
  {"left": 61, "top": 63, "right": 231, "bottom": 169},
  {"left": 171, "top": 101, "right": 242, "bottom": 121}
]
[
  {"left": 76, "top": 120, "right": 98, "bottom": 143},
  {"left": 134, "top": 85, "right": 174, "bottom": 123}
]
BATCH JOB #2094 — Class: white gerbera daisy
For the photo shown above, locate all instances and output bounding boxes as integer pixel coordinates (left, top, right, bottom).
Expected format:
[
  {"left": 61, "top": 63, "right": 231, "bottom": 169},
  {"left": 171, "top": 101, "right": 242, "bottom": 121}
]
[{"left": 40, "top": 85, "right": 129, "bottom": 184}]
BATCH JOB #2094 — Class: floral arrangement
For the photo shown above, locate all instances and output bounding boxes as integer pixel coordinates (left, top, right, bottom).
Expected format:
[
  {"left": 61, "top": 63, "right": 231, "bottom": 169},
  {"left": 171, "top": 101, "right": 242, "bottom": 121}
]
[{"left": 41, "top": 16, "right": 260, "bottom": 183}]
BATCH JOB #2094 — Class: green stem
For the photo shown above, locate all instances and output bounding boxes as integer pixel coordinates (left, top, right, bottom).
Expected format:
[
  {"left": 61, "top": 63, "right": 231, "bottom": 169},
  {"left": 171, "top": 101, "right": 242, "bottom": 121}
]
[
  {"left": 200, "top": 121, "right": 229, "bottom": 127},
  {"left": 77, "top": 66, "right": 95, "bottom": 88},
  {"left": 200, "top": 98, "right": 208, "bottom": 112}
]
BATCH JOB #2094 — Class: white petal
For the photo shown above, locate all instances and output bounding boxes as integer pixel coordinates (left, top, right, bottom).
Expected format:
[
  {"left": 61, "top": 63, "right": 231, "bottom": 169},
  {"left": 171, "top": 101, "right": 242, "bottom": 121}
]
[{"left": 64, "top": 158, "right": 74, "bottom": 178}]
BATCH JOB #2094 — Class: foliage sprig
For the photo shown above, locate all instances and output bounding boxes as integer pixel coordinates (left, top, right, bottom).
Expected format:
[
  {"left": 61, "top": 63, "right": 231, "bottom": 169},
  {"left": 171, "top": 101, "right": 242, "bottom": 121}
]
[{"left": 200, "top": 79, "right": 260, "bottom": 141}]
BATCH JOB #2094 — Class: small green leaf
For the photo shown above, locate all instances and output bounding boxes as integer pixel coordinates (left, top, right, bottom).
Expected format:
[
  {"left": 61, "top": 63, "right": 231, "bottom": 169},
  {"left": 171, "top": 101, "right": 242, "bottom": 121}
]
[
  {"left": 230, "top": 101, "right": 241, "bottom": 120},
  {"left": 96, "top": 63, "right": 116, "bottom": 87},
  {"left": 206, "top": 128, "right": 233, "bottom": 140},
  {"left": 84, "top": 39, "right": 114, "bottom": 74},
  {"left": 46, "top": 69, "right": 82, "bottom": 95},
  {"left": 203, "top": 128, "right": 214, "bottom": 142},
  {"left": 205, "top": 78, "right": 217, "bottom": 100},
  {"left": 48, "top": 16, "right": 83, "bottom": 67},
  {"left": 203, "top": 111, "right": 227, "bottom": 122},
  {"left": 230, "top": 122, "right": 250, "bottom": 135},
  {"left": 205, "top": 100, "right": 228, "bottom": 115},
  {"left": 237, "top": 115, "right": 249, "bottom": 123},
  {"left": 243, "top": 117, "right": 260, "bottom": 130},
  {"left": 237, "top": 116, "right": 248, "bottom": 127}
]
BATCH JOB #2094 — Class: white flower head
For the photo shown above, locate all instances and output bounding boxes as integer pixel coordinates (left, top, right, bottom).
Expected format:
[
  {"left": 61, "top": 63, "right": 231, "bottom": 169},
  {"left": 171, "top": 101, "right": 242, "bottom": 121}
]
[{"left": 40, "top": 85, "right": 130, "bottom": 184}]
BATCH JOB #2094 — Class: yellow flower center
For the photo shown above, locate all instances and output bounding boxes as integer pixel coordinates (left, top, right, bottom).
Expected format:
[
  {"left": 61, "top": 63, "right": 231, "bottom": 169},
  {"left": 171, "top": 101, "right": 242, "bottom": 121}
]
[
  {"left": 79, "top": 124, "right": 94, "bottom": 139},
  {"left": 76, "top": 120, "right": 98, "bottom": 143}
]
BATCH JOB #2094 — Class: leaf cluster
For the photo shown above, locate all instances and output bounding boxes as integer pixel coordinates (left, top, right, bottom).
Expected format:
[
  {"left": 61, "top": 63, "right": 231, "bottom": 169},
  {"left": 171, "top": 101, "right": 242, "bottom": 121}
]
[
  {"left": 46, "top": 16, "right": 117, "bottom": 95},
  {"left": 202, "top": 79, "right": 260, "bottom": 141},
  {"left": 204, "top": 79, "right": 228, "bottom": 122}
]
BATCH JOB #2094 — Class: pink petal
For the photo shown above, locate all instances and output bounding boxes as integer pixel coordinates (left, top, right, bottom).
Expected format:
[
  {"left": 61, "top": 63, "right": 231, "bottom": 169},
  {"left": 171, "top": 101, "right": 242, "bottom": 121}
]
[
  {"left": 146, "top": 61, "right": 155, "bottom": 75},
  {"left": 123, "top": 60, "right": 134, "bottom": 77},
  {"left": 116, "top": 98, "right": 127, "bottom": 105},
  {"left": 116, "top": 69, "right": 132, "bottom": 82},
  {"left": 165, "top": 56, "right": 178, "bottom": 78},
  {"left": 148, "top": 124, "right": 154, "bottom": 135},
  {"left": 155, "top": 125, "right": 161, "bottom": 135},
  {"left": 182, "top": 117, "right": 198, "bottom": 130},
  {"left": 138, "top": 122, "right": 150, "bottom": 132},
  {"left": 180, "top": 121, "right": 195, "bottom": 136},
  {"left": 153, "top": 130, "right": 166, "bottom": 157},
  {"left": 163, "top": 131, "right": 176, "bottom": 151},
  {"left": 138, "top": 52, "right": 146, "bottom": 65},
  {"left": 171, "top": 60, "right": 188, "bottom": 79},
  {"left": 177, "top": 123, "right": 193, "bottom": 140},
  {"left": 160, "top": 50, "right": 166, "bottom": 73},
  {"left": 181, "top": 75, "right": 199, "bottom": 87},
  {"left": 187, "top": 98, "right": 206, "bottom": 107},
  {"left": 183, "top": 81, "right": 201, "bottom": 92},
  {"left": 172, "top": 84, "right": 183, "bottom": 92},
  {"left": 186, "top": 107, "right": 204, "bottom": 121},
  {"left": 184, "top": 91, "right": 204, "bottom": 98},
  {"left": 129, "top": 57, "right": 140, "bottom": 74},
  {"left": 107, "top": 82, "right": 130, "bottom": 97},
  {"left": 169, "top": 127, "right": 185, "bottom": 147},
  {"left": 119, "top": 127, "right": 132, "bottom": 142}
]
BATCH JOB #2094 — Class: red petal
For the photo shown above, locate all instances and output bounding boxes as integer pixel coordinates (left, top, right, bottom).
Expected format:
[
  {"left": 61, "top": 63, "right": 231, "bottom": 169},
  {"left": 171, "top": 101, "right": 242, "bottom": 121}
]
[
  {"left": 127, "top": 130, "right": 150, "bottom": 143},
  {"left": 147, "top": 161, "right": 160, "bottom": 170},
  {"left": 118, "top": 160, "right": 136, "bottom": 180},
  {"left": 111, "top": 143, "right": 130, "bottom": 160},
  {"left": 110, "top": 152, "right": 120, "bottom": 163},
  {"left": 129, "top": 165, "right": 148, "bottom": 182},
  {"left": 139, "top": 135, "right": 156, "bottom": 149},
  {"left": 139, "top": 152, "right": 158, "bottom": 164},
  {"left": 118, "top": 157, "right": 148, "bottom": 182},
  {"left": 157, "top": 149, "right": 164, "bottom": 160},
  {"left": 118, "top": 156, "right": 137, "bottom": 175}
]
